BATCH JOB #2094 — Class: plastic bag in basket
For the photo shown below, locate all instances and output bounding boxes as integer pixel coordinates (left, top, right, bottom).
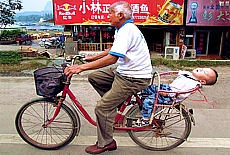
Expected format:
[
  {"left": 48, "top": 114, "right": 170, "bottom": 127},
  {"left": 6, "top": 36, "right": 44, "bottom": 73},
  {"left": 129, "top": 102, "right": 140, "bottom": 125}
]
[{"left": 34, "top": 67, "right": 65, "bottom": 98}]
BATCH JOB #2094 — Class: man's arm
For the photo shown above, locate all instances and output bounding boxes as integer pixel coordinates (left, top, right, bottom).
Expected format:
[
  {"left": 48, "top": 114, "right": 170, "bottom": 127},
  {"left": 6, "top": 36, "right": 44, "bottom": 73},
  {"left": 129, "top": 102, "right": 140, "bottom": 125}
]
[
  {"left": 81, "top": 54, "right": 118, "bottom": 70},
  {"left": 85, "top": 48, "right": 111, "bottom": 62},
  {"left": 64, "top": 53, "right": 118, "bottom": 78}
]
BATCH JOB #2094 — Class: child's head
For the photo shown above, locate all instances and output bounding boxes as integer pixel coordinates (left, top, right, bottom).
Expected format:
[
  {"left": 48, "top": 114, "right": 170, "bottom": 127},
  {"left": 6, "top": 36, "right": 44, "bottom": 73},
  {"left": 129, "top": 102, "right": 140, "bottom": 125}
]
[{"left": 191, "top": 68, "right": 218, "bottom": 85}]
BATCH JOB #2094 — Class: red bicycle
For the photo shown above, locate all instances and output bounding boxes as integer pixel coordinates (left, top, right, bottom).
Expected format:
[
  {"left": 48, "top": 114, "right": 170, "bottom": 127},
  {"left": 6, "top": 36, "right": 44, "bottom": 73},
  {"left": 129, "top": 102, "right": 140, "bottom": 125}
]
[{"left": 15, "top": 55, "right": 202, "bottom": 151}]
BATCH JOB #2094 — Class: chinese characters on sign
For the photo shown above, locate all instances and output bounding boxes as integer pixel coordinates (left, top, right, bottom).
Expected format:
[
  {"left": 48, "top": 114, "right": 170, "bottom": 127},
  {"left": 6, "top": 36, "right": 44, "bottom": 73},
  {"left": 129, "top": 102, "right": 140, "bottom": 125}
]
[
  {"left": 53, "top": 0, "right": 184, "bottom": 25},
  {"left": 187, "top": 0, "right": 230, "bottom": 26}
]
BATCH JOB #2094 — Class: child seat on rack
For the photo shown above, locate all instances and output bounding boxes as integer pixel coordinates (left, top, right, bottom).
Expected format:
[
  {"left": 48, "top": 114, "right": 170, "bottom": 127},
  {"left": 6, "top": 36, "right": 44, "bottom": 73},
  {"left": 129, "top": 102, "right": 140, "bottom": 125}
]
[
  {"left": 140, "top": 71, "right": 203, "bottom": 125},
  {"left": 141, "top": 71, "right": 202, "bottom": 106}
]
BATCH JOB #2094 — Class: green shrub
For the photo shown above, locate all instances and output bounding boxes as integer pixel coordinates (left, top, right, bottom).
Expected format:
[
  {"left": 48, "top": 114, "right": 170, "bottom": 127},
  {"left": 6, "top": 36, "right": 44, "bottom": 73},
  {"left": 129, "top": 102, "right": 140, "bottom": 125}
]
[
  {"left": 0, "top": 51, "right": 22, "bottom": 64},
  {"left": 0, "top": 60, "right": 46, "bottom": 73},
  {"left": 0, "top": 29, "right": 22, "bottom": 38}
]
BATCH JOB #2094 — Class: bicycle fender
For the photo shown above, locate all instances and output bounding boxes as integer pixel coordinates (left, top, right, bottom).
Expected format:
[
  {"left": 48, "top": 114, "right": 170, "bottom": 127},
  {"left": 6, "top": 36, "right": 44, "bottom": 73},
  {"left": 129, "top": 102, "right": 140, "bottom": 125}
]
[{"left": 188, "top": 111, "right": 195, "bottom": 126}]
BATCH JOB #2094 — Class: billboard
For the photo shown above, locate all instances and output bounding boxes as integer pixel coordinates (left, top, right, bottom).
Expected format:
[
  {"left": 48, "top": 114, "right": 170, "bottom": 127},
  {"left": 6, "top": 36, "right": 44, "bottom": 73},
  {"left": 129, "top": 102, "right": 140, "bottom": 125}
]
[
  {"left": 53, "top": 0, "right": 185, "bottom": 25},
  {"left": 186, "top": 0, "right": 230, "bottom": 26}
]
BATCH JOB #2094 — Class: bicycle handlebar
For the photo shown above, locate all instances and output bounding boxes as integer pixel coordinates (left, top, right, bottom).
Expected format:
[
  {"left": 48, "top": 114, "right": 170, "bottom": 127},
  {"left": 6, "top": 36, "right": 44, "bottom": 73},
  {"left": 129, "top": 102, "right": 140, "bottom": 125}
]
[
  {"left": 61, "top": 54, "right": 86, "bottom": 83},
  {"left": 65, "top": 54, "right": 86, "bottom": 65}
]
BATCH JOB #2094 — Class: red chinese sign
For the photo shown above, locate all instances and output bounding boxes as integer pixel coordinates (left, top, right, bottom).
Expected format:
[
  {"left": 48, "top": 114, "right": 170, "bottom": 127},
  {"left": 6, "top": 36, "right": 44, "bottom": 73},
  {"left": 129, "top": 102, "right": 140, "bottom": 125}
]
[
  {"left": 53, "top": 0, "right": 185, "bottom": 25},
  {"left": 186, "top": 0, "right": 230, "bottom": 26}
]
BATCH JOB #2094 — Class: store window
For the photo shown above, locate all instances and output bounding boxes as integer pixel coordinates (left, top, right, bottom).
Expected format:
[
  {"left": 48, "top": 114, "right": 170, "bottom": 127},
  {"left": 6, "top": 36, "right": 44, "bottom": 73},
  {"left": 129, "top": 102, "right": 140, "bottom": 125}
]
[
  {"left": 76, "top": 26, "right": 115, "bottom": 43},
  {"left": 165, "top": 31, "right": 177, "bottom": 46},
  {"left": 101, "top": 26, "right": 115, "bottom": 43},
  {"left": 184, "top": 36, "right": 193, "bottom": 49},
  {"left": 184, "top": 29, "right": 194, "bottom": 49}
]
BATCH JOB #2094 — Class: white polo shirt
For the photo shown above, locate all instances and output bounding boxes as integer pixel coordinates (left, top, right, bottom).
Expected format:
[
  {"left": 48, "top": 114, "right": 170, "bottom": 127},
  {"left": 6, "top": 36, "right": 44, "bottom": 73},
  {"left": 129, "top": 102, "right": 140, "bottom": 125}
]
[{"left": 109, "top": 19, "right": 152, "bottom": 78}]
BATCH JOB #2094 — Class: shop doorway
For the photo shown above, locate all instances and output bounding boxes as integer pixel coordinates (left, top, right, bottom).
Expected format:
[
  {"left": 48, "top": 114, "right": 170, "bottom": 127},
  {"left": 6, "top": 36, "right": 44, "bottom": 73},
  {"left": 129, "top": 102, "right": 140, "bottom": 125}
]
[
  {"left": 195, "top": 31, "right": 222, "bottom": 55},
  {"left": 208, "top": 31, "right": 222, "bottom": 55}
]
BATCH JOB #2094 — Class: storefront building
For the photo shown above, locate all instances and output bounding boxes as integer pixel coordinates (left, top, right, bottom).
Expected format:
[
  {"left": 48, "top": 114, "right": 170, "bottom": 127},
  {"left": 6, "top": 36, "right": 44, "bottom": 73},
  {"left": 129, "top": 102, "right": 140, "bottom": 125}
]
[
  {"left": 52, "top": 0, "right": 230, "bottom": 59},
  {"left": 185, "top": 0, "right": 230, "bottom": 59},
  {"left": 53, "top": 0, "right": 185, "bottom": 56}
]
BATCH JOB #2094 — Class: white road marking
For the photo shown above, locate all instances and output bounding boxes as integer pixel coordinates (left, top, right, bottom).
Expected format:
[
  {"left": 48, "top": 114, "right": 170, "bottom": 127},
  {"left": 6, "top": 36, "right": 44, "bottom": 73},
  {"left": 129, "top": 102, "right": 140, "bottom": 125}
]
[{"left": 0, "top": 134, "right": 230, "bottom": 148}]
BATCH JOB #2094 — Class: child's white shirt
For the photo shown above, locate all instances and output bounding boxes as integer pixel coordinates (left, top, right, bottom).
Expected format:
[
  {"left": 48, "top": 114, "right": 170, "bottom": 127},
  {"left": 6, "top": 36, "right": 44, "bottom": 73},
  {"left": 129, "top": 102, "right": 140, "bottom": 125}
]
[{"left": 169, "top": 71, "right": 201, "bottom": 102}]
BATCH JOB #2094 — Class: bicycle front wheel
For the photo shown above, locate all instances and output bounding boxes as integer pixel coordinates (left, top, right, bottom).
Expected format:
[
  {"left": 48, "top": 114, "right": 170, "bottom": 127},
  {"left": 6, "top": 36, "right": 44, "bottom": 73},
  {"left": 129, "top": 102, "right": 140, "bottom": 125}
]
[
  {"left": 125, "top": 105, "right": 191, "bottom": 151},
  {"left": 15, "top": 98, "right": 79, "bottom": 150}
]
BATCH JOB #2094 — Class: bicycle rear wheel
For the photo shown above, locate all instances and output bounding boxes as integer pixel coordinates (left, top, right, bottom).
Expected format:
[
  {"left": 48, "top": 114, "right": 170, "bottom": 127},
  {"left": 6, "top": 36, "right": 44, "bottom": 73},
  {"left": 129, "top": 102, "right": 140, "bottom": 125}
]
[
  {"left": 124, "top": 105, "right": 191, "bottom": 151},
  {"left": 15, "top": 98, "right": 80, "bottom": 150}
]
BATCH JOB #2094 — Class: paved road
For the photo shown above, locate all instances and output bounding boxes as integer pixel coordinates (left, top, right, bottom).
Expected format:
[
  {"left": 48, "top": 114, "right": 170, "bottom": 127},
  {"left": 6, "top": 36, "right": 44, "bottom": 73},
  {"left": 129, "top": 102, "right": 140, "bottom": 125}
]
[{"left": 0, "top": 66, "right": 230, "bottom": 155}]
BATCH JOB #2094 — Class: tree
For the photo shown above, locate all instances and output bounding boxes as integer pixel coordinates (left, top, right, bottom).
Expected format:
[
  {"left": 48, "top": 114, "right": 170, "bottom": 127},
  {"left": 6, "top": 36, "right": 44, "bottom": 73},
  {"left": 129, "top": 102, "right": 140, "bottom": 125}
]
[{"left": 0, "top": 0, "right": 23, "bottom": 28}]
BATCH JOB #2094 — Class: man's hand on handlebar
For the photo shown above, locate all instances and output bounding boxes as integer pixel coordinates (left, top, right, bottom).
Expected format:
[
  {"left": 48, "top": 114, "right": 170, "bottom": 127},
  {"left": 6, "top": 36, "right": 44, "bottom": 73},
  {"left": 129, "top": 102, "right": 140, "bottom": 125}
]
[
  {"left": 64, "top": 54, "right": 86, "bottom": 78},
  {"left": 64, "top": 65, "right": 84, "bottom": 78}
]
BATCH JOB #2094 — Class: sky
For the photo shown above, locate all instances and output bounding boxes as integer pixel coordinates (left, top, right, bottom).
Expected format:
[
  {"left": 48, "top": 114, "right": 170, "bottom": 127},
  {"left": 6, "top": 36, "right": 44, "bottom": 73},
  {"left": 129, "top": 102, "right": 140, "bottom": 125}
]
[{"left": 20, "top": 0, "right": 51, "bottom": 12}]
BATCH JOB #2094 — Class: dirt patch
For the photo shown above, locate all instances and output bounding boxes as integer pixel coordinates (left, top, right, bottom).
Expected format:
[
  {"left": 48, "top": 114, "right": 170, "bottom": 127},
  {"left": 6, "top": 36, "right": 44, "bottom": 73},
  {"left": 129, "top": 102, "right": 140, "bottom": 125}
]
[{"left": 0, "top": 40, "right": 58, "bottom": 58}]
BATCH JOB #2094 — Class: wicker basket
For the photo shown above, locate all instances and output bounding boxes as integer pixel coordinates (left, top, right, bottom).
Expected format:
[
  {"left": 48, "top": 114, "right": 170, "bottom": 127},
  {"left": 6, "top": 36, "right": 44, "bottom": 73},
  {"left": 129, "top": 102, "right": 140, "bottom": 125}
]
[{"left": 34, "top": 67, "right": 65, "bottom": 98}]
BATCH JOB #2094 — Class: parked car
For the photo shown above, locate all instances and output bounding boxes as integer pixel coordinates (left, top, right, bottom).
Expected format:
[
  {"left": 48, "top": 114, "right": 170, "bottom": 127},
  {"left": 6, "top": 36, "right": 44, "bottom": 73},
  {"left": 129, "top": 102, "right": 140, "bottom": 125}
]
[{"left": 15, "top": 34, "right": 32, "bottom": 45}]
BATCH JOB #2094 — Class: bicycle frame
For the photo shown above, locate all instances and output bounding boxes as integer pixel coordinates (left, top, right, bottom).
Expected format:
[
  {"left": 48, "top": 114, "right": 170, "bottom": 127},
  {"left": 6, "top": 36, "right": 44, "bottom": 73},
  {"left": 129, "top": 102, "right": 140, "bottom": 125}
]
[{"left": 43, "top": 76, "right": 147, "bottom": 131}]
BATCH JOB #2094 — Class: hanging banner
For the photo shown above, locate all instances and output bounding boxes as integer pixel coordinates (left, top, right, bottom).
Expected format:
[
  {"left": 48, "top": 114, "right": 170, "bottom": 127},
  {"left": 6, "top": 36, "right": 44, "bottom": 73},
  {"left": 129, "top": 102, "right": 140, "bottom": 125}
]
[
  {"left": 53, "top": 0, "right": 184, "bottom": 25},
  {"left": 186, "top": 0, "right": 230, "bottom": 26}
]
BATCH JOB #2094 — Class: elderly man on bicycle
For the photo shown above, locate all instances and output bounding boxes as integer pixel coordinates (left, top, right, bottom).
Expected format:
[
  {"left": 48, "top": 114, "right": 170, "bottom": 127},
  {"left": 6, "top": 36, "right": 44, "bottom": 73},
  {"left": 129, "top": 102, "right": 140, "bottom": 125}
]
[{"left": 64, "top": 1, "right": 152, "bottom": 154}]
